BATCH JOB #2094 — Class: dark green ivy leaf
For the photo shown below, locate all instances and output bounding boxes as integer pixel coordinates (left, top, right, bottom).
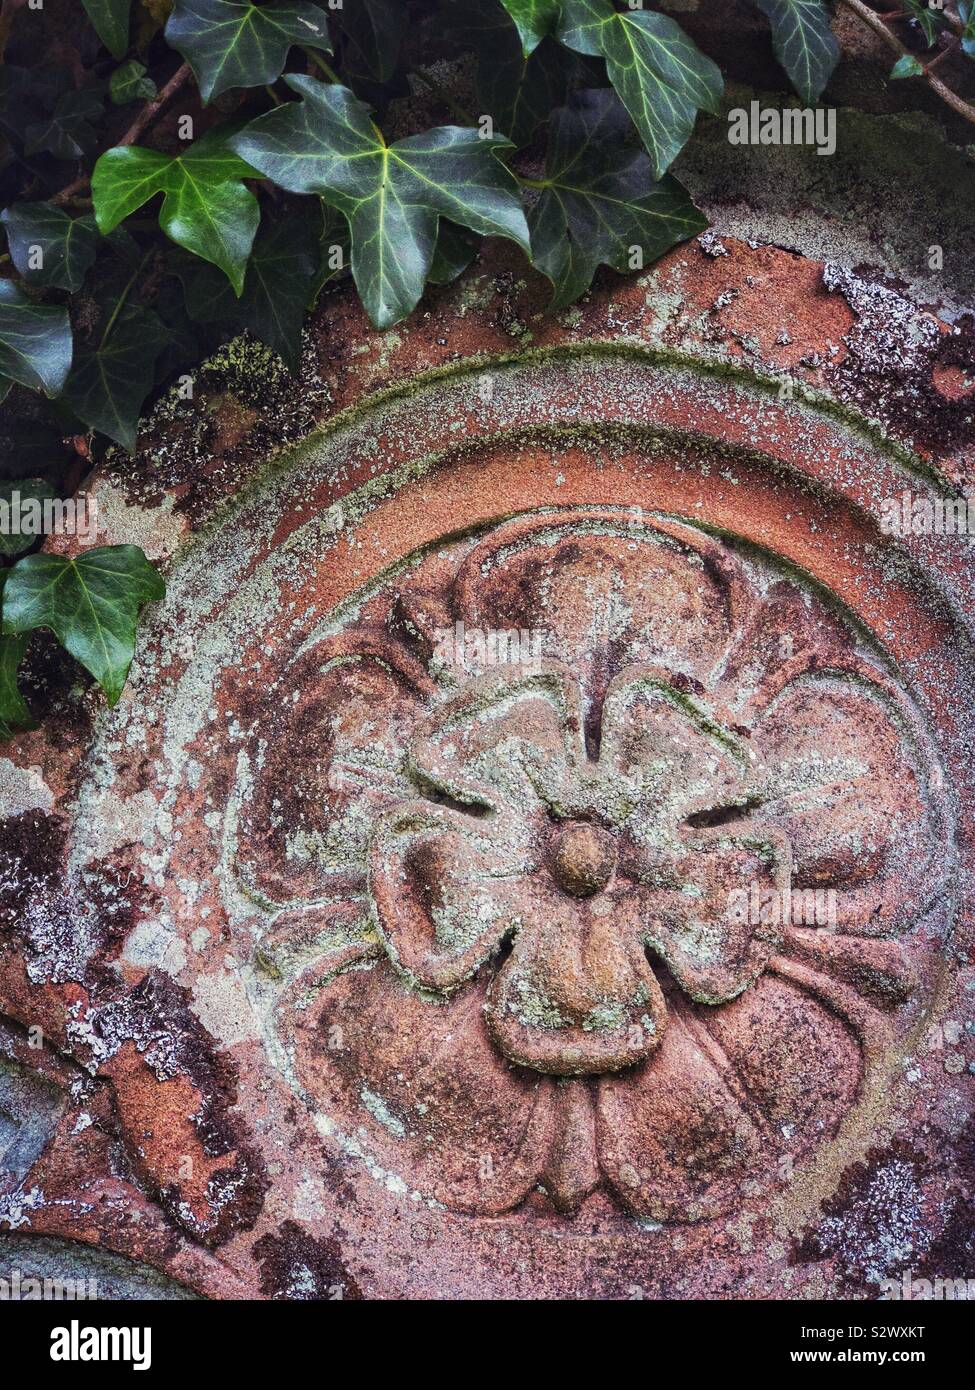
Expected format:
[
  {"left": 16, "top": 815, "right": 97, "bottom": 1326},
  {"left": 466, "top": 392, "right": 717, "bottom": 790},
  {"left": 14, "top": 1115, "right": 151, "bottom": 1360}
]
[
  {"left": 452, "top": 0, "right": 590, "bottom": 147},
  {"left": 0, "top": 479, "right": 58, "bottom": 559},
  {"left": 901, "top": 0, "right": 948, "bottom": 46},
  {"left": 339, "top": 0, "right": 407, "bottom": 83},
  {"left": 24, "top": 87, "right": 105, "bottom": 162},
  {"left": 92, "top": 128, "right": 260, "bottom": 293},
  {"left": 165, "top": 0, "right": 333, "bottom": 103},
  {"left": 81, "top": 0, "right": 131, "bottom": 59},
  {"left": 750, "top": 0, "right": 840, "bottom": 104},
  {"left": 0, "top": 66, "right": 53, "bottom": 144},
  {"left": 183, "top": 211, "right": 324, "bottom": 371},
  {"left": 311, "top": 204, "right": 353, "bottom": 300},
  {"left": 557, "top": 0, "right": 723, "bottom": 179},
  {"left": 62, "top": 303, "right": 170, "bottom": 451},
  {"left": 0, "top": 280, "right": 73, "bottom": 397},
  {"left": 498, "top": 0, "right": 562, "bottom": 56},
  {"left": 2, "top": 545, "right": 165, "bottom": 706},
  {"left": 231, "top": 76, "right": 531, "bottom": 329},
  {"left": 110, "top": 60, "right": 158, "bottom": 105},
  {"left": 146, "top": 275, "right": 204, "bottom": 380},
  {"left": 428, "top": 221, "right": 479, "bottom": 286},
  {"left": 0, "top": 631, "right": 34, "bottom": 739},
  {"left": 529, "top": 88, "right": 706, "bottom": 308},
  {"left": 0, "top": 571, "right": 34, "bottom": 738},
  {"left": 1, "top": 204, "right": 99, "bottom": 292}
]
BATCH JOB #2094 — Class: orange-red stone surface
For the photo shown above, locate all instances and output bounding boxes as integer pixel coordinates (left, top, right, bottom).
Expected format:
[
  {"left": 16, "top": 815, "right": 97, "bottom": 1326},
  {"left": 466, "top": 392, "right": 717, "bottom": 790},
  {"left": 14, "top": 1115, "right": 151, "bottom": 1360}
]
[{"left": 1, "top": 236, "right": 974, "bottom": 1298}]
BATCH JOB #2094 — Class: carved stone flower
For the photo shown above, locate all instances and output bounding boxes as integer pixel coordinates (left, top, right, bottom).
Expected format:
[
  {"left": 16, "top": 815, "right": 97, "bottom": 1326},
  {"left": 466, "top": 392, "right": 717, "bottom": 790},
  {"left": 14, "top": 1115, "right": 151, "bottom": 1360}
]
[
  {"left": 371, "top": 661, "right": 791, "bottom": 1078},
  {"left": 238, "top": 510, "right": 944, "bottom": 1221}
]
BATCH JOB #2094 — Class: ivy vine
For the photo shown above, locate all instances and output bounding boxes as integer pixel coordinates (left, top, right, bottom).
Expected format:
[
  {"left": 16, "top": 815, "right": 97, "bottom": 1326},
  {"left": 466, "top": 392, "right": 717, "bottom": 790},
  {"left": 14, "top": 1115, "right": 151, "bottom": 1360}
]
[{"left": 0, "top": 0, "right": 971, "bottom": 729}]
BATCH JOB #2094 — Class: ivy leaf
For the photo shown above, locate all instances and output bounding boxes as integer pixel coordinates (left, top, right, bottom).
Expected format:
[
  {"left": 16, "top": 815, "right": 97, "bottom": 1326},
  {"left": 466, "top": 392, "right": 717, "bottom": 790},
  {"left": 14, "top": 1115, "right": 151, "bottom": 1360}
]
[
  {"left": 529, "top": 88, "right": 706, "bottom": 308},
  {"left": 557, "top": 0, "right": 723, "bottom": 179},
  {"left": 24, "top": 88, "right": 104, "bottom": 162},
  {"left": 960, "top": 2, "right": 975, "bottom": 58},
  {"left": 483, "top": 44, "right": 571, "bottom": 149},
  {"left": 110, "top": 60, "right": 158, "bottom": 105},
  {"left": 165, "top": 0, "right": 333, "bottom": 103},
  {"left": 750, "top": 0, "right": 840, "bottom": 104},
  {"left": 339, "top": 0, "right": 407, "bottom": 83},
  {"left": 81, "top": 0, "right": 132, "bottom": 59},
  {"left": 0, "top": 205, "right": 99, "bottom": 292},
  {"left": 2, "top": 546, "right": 165, "bottom": 706},
  {"left": 498, "top": 0, "right": 562, "bottom": 56},
  {"left": 0, "top": 572, "right": 34, "bottom": 739},
  {"left": 901, "top": 0, "right": 948, "bottom": 46},
  {"left": 231, "top": 76, "right": 531, "bottom": 329},
  {"left": 0, "top": 479, "right": 58, "bottom": 559},
  {"left": 0, "top": 66, "right": 50, "bottom": 144},
  {"left": 242, "top": 215, "right": 330, "bottom": 362},
  {"left": 92, "top": 129, "right": 260, "bottom": 293},
  {"left": 0, "top": 281, "right": 73, "bottom": 397},
  {"left": 451, "top": 0, "right": 589, "bottom": 147},
  {"left": 62, "top": 303, "right": 170, "bottom": 451},
  {"left": 428, "top": 221, "right": 479, "bottom": 286},
  {"left": 183, "top": 212, "right": 323, "bottom": 371},
  {"left": 890, "top": 53, "right": 924, "bottom": 79},
  {"left": 0, "top": 632, "right": 34, "bottom": 739}
]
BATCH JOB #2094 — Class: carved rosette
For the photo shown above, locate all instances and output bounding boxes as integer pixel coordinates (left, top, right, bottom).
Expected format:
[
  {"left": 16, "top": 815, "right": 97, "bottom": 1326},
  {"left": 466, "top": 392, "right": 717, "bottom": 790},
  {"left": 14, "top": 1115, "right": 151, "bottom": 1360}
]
[
  {"left": 238, "top": 508, "right": 947, "bottom": 1221},
  {"left": 3, "top": 239, "right": 972, "bottom": 1299}
]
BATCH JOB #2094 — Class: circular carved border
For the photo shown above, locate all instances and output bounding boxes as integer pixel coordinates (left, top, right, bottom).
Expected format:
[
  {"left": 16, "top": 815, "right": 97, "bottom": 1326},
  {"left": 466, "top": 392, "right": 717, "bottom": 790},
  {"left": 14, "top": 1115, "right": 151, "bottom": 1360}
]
[{"left": 3, "top": 273, "right": 974, "bottom": 1298}]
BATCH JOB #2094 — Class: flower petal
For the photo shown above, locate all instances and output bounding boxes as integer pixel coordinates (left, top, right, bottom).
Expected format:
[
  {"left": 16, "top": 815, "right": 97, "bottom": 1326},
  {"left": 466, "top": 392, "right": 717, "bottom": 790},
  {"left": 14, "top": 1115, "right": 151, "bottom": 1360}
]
[
  {"left": 596, "top": 1003, "right": 764, "bottom": 1222},
  {"left": 484, "top": 888, "right": 667, "bottom": 1075},
  {"left": 597, "top": 970, "right": 862, "bottom": 1222},
  {"left": 408, "top": 662, "right": 585, "bottom": 816},
  {"left": 704, "top": 974, "right": 862, "bottom": 1155},
  {"left": 717, "top": 578, "right": 854, "bottom": 705},
  {"left": 237, "top": 638, "right": 427, "bottom": 906},
  {"left": 749, "top": 673, "right": 941, "bottom": 931},
  {"left": 621, "top": 828, "right": 792, "bottom": 1004},
  {"left": 370, "top": 801, "right": 535, "bottom": 992},
  {"left": 452, "top": 511, "right": 748, "bottom": 729},
  {"left": 599, "top": 665, "right": 753, "bottom": 835},
  {"left": 541, "top": 1080, "right": 601, "bottom": 1212},
  {"left": 291, "top": 961, "right": 555, "bottom": 1215}
]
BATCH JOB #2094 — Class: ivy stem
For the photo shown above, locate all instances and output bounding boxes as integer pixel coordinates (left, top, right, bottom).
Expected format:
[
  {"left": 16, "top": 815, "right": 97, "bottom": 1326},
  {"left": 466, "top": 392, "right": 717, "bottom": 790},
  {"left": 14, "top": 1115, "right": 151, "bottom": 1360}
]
[
  {"left": 925, "top": 40, "right": 958, "bottom": 73},
  {"left": 51, "top": 62, "right": 192, "bottom": 207},
  {"left": 264, "top": 84, "right": 282, "bottom": 106},
  {"left": 304, "top": 47, "right": 342, "bottom": 83},
  {"left": 99, "top": 250, "right": 151, "bottom": 350},
  {"left": 117, "top": 62, "right": 193, "bottom": 147},
  {"left": 838, "top": 0, "right": 975, "bottom": 125},
  {"left": 877, "top": 3, "right": 964, "bottom": 30}
]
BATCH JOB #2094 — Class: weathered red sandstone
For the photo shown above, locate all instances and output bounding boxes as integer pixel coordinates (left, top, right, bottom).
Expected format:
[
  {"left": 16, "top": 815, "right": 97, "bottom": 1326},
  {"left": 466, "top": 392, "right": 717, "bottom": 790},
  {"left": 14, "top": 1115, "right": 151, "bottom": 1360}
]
[{"left": 1, "top": 225, "right": 973, "bottom": 1298}]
